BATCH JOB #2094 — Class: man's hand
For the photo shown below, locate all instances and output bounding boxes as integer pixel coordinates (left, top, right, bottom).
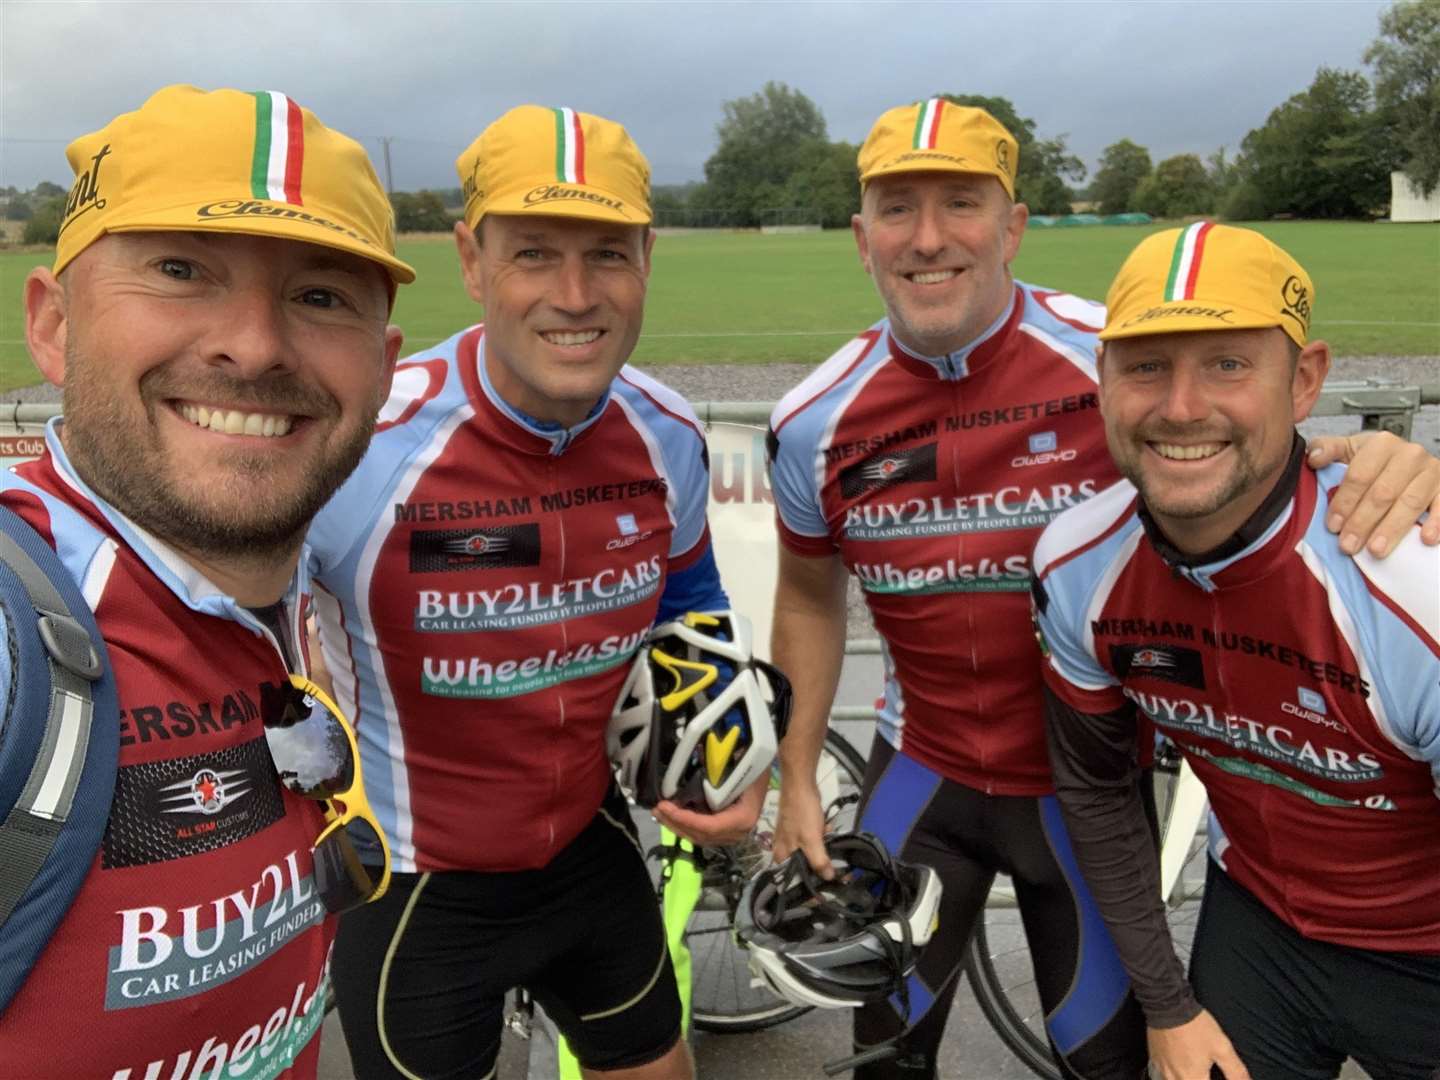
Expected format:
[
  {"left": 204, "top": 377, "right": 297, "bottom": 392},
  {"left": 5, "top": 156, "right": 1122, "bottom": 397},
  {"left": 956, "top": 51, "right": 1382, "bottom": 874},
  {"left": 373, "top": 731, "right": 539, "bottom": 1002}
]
[
  {"left": 771, "top": 778, "right": 836, "bottom": 880},
  {"left": 1308, "top": 432, "right": 1440, "bottom": 556},
  {"left": 653, "top": 772, "right": 768, "bottom": 847},
  {"left": 1148, "top": 1012, "right": 1250, "bottom": 1080}
]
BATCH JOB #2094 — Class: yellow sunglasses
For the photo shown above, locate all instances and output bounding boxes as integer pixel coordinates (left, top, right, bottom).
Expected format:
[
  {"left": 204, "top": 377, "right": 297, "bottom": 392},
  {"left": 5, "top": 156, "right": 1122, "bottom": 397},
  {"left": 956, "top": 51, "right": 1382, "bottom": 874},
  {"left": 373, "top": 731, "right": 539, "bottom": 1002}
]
[{"left": 263, "top": 674, "right": 391, "bottom": 912}]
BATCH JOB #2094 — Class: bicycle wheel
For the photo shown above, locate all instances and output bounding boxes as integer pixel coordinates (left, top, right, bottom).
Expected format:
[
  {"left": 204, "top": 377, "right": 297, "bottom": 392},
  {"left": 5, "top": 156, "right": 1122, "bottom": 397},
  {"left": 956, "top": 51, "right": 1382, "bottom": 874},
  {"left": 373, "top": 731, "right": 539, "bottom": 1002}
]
[
  {"left": 688, "top": 727, "right": 867, "bottom": 1033},
  {"left": 962, "top": 747, "right": 1210, "bottom": 1079}
]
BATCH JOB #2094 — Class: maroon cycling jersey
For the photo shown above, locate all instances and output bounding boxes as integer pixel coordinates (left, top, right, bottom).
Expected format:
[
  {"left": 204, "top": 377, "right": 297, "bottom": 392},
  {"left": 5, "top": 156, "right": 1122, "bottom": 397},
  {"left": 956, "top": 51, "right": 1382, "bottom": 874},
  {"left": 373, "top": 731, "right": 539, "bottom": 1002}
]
[
  {"left": 0, "top": 431, "right": 333, "bottom": 1079},
  {"left": 768, "top": 283, "right": 1120, "bottom": 793},
  {"left": 307, "top": 326, "right": 719, "bottom": 874},
  {"left": 1036, "top": 444, "right": 1440, "bottom": 1021}
]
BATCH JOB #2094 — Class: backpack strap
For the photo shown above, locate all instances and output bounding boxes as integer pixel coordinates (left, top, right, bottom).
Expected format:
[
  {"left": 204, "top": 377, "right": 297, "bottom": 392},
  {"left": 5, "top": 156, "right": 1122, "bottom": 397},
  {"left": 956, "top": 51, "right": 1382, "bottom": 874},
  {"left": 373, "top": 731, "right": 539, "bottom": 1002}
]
[{"left": 0, "top": 504, "right": 117, "bottom": 1014}]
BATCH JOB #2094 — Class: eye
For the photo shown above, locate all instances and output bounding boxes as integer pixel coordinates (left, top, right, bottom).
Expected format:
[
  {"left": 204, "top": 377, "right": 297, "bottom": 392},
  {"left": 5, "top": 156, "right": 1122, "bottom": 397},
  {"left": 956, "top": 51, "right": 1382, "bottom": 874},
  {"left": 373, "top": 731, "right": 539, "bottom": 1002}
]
[
  {"left": 515, "top": 248, "right": 546, "bottom": 261},
  {"left": 298, "top": 287, "right": 345, "bottom": 310},
  {"left": 1215, "top": 356, "right": 1246, "bottom": 373},
  {"left": 157, "top": 257, "right": 197, "bottom": 281},
  {"left": 593, "top": 248, "right": 628, "bottom": 263}
]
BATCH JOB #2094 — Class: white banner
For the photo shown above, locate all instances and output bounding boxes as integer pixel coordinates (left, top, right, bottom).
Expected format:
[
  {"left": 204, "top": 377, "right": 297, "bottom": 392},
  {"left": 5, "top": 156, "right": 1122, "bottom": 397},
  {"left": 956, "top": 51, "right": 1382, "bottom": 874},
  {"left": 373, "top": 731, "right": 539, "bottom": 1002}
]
[{"left": 705, "top": 422, "right": 779, "bottom": 660}]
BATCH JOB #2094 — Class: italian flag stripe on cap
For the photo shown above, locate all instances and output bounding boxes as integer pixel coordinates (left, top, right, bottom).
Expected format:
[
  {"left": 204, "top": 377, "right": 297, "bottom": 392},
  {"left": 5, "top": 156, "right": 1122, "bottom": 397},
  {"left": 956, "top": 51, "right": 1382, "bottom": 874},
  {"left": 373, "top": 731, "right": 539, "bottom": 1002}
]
[
  {"left": 913, "top": 98, "right": 945, "bottom": 149},
  {"left": 249, "top": 91, "right": 304, "bottom": 205},
  {"left": 554, "top": 107, "right": 586, "bottom": 184},
  {"left": 1165, "top": 221, "right": 1214, "bottom": 300}
]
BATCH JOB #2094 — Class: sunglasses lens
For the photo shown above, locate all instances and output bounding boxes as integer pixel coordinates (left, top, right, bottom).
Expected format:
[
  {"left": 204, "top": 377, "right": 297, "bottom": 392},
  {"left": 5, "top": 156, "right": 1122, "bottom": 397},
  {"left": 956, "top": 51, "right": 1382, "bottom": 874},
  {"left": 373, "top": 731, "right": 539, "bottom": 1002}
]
[
  {"left": 313, "top": 814, "right": 387, "bottom": 914},
  {"left": 264, "top": 676, "right": 357, "bottom": 798}
]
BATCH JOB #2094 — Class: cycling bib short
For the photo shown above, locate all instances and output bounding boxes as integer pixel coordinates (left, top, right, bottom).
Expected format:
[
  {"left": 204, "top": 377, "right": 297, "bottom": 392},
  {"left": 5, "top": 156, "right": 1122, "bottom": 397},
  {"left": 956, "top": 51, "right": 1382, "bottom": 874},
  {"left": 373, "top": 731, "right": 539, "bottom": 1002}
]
[{"left": 330, "top": 785, "right": 682, "bottom": 1079}]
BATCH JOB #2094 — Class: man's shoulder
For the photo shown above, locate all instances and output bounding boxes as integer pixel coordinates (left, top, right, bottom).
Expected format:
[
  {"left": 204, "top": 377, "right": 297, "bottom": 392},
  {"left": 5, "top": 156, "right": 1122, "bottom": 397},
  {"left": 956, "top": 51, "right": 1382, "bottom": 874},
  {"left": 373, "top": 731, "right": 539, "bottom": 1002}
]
[
  {"left": 1034, "top": 477, "right": 1142, "bottom": 590},
  {"left": 610, "top": 366, "right": 704, "bottom": 445},
  {"left": 1014, "top": 281, "right": 1106, "bottom": 376},
  {"left": 768, "top": 320, "right": 890, "bottom": 440},
  {"left": 1309, "top": 464, "right": 1439, "bottom": 649}
]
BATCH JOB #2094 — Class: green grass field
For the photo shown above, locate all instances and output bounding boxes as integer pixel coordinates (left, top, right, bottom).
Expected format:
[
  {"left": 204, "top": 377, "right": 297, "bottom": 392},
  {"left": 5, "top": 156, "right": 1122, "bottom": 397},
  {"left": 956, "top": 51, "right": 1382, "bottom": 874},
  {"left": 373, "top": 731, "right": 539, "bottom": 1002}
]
[{"left": 1, "top": 220, "right": 1436, "bottom": 392}]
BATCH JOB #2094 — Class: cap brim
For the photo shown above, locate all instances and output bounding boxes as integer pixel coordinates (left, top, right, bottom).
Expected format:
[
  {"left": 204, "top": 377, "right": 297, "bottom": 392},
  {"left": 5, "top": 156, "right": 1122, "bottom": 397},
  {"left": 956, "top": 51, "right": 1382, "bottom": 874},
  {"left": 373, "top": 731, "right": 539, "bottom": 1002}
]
[
  {"left": 97, "top": 201, "right": 415, "bottom": 284},
  {"left": 481, "top": 182, "right": 650, "bottom": 226},
  {"left": 1099, "top": 302, "right": 1286, "bottom": 342}
]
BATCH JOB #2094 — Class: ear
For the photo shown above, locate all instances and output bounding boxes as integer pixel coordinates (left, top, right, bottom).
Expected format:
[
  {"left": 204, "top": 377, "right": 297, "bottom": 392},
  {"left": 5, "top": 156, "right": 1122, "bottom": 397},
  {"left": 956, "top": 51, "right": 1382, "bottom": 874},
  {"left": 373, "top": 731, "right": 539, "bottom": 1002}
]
[
  {"left": 641, "top": 227, "right": 656, "bottom": 281},
  {"left": 453, "top": 220, "right": 486, "bottom": 305},
  {"left": 1291, "top": 339, "right": 1331, "bottom": 423},
  {"left": 1002, "top": 200, "right": 1028, "bottom": 266},
  {"left": 24, "top": 267, "right": 68, "bottom": 387},
  {"left": 851, "top": 212, "right": 872, "bottom": 275},
  {"left": 378, "top": 323, "right": 404, "bottom": 406}
]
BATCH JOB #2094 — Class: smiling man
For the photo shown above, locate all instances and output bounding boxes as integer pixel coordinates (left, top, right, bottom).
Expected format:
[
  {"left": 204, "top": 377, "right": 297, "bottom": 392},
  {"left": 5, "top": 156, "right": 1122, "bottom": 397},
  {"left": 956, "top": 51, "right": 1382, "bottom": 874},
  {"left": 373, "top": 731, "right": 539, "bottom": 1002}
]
[
  {"left": 307, "top": 105, "right": 752, "bottom": 1080},
  {"left": 3, "top": 85, "right": 411, "bottom": 1076},
  {"left": 1035, "top": 224, "right": 1440, "bottom": 1079},
  {"left": 766, "top": 99, "right": 1440, "bottom": 1079}
]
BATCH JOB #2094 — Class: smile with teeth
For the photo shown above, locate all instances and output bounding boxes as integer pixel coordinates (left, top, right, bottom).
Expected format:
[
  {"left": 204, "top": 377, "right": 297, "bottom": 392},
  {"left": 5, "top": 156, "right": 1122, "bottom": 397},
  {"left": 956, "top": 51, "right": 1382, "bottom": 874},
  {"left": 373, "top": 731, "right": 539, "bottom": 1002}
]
[
  {"left": 541, "top": 329, "right": 604, "bottom": 346},
  {"left": 907, "top": 269, "right": 958, "bottom": 285},
  {"left": 177, "top": 403, "right": 294, "bottom": 437},
  {"left": 1151, "top": 442, "right": 1226, "bottom": 461}
]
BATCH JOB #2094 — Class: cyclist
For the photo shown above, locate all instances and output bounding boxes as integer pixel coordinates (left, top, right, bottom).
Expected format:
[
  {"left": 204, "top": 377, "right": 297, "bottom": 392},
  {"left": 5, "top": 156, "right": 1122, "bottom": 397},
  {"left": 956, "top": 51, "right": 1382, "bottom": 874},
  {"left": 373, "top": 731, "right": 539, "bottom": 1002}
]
[
  {"left": 766, "top": 98, "right": 1440, "bottom": 1078},
  {"left": 0, "top": 85, "right": 410, "bottom": 1076},
  {"left": 1036, "top": 224, "right": 1440, "bottom": 1080},
  {"left": 308, "top": 105, "right": 760, "bottom": 1080}
]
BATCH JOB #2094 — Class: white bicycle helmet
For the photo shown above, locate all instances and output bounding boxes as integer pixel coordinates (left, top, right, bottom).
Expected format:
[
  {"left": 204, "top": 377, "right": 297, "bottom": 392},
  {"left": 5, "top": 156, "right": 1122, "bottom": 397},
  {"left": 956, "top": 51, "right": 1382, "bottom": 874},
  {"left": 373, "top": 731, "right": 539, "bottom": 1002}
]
[
  {"left": 607, "top": 610, "right": 790, "bottom": 812},
  {"left": 735, "top": 832, "right": 943, "bottom": 1011}
]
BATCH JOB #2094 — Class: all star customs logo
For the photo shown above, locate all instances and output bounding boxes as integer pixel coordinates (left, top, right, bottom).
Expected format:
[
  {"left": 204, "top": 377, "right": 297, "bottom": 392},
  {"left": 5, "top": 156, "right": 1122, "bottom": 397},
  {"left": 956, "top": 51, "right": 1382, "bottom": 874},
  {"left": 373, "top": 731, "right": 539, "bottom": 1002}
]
[
  {"left": 158, "top": 767, "right": 250, "bottom": 816},
  {"left": 1280, "top": 275, "right": 1312, "bottom": 334},
  {"left": 1110, "top": 642, "right": 1206, "bottom": 690},
  {"left": 839, "top": 442, "right": 938, "bottom": 498},
  {"left": 995, "top": 138, "right": 1012, "bottom": 175},
  {"left": 58, "top": 143, "right": 112, "bottom": 235},
  {"left": 409, "top": 523, "right": 541, "bottom": 573},
  {"left": 523, "top": 184, "right": 630, "bottom": 217}
]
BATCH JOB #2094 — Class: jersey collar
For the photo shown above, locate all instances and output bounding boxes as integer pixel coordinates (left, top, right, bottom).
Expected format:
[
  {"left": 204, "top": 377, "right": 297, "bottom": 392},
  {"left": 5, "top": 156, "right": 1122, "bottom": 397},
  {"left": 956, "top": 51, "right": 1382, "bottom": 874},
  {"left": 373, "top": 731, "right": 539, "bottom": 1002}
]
[
  {"left": 887, "top": 284, "right": 1020, "bottom": 381},
  {"left": 38, "top": 419, "right": 307, "bottom": 654},
  {"left": 467, "top": 330, "right": 611, "bottom": 456},
  {"left": 1138, "top": 433, "right": 1311, "bottom": 591}
]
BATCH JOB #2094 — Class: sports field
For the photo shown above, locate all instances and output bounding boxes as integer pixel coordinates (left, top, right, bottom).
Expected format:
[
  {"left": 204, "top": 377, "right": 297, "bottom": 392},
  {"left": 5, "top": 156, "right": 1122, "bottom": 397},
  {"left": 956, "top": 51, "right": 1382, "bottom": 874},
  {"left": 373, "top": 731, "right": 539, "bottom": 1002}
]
[{"left": 1, "top": 220, "right": 1435, "bottom": 392}]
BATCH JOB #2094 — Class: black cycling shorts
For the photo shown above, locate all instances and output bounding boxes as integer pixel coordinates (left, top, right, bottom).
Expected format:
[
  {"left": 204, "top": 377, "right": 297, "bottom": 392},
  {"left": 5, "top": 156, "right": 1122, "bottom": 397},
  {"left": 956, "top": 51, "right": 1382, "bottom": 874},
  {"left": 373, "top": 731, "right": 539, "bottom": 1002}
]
[
  {"left": 1190, "top": 859, "right": 1440, "bottom": 1080},
  {"left": 330, "top": 785, "right": 682, "bottom": 1079},
  {"left": 850, "top": 735, "right": 1148, "bottom": 1080}
]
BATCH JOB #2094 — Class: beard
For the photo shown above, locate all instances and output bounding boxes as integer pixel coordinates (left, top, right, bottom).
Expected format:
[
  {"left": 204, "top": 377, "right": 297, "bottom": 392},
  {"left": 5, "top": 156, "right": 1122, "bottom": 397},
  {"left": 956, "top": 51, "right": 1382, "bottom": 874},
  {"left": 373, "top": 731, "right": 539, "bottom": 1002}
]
[
  {"left": 61, "top": 342, "right": 378, "bottom": 562},
  {"left": 1118, "top": 423, "right": 1267, "bottom": 521}
]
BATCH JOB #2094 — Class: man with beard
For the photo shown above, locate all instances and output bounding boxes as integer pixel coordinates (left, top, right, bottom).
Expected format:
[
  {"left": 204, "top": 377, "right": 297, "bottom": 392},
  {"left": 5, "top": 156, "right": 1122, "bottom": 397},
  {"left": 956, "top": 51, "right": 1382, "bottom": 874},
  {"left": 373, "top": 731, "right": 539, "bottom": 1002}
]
[
  {"left": 767, "top": 99, "right": 1440, "bottom": 1078},
  {"left": 307, "top": 105, "right": 761, "bottom": 1080},
  {"left": 2, "top": 85, "right": 411, "bottom": 1076},
  {"left": 1035, "top": 224, "right": 1440, "bottom": 1079}
]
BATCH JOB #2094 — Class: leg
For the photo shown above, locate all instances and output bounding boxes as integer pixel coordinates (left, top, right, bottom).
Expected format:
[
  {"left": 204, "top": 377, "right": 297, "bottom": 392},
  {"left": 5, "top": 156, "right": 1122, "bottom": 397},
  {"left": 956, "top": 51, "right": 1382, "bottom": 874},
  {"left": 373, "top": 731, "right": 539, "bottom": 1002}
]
[
  {"left": 531, "top": 789, "right": 689, "bottom": 1078},
  {"left": 1188, "top": 861, "right": 1343, "bottom": 1080},
  {"left": 851, "top": 737, "right": 997, "bottom": 1080},
  {"left": 331, "top": 871, "right": 511, "bottom": 1080},
  {"left": 1333, "top": 944, "right": 1440, "bottom": 1080},
  {"left": 1005, "top": 795, "right": 1148, "bottom": 1080}
]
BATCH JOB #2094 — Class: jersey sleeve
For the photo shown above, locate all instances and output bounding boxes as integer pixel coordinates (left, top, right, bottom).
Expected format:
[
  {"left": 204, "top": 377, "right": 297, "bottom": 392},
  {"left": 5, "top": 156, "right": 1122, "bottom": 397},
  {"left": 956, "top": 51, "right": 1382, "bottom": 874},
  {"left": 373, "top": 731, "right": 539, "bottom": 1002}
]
[
  {"left": 1031, "top": 573, "right": 1126, "bottom": 714},
  {"left": 657, "top": 534, "right": 729, "bottom": 623},
  {"left": 1043, "top": 686, "right": 1201, "bottom": 1028},
  {"left": 765, "top": 423, "right": 835, "bottom": 557}
]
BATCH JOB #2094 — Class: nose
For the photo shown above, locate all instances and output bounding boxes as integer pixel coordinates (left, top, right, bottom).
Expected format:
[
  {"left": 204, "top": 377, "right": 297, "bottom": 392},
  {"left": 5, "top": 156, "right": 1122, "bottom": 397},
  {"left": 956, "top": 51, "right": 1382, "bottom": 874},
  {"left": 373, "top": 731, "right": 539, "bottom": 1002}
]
[
  {"left": 1159, "top": 364, "right": 1210, "bottom": 424},
  {"left": 205, "top": 285, "right": 298, "bottom": 378},
  {"left": 910, "top": 202, "right": 945, "bottom": 258},
  {"left": 550, "top": 255, "right": 598, "bottom": 316}
]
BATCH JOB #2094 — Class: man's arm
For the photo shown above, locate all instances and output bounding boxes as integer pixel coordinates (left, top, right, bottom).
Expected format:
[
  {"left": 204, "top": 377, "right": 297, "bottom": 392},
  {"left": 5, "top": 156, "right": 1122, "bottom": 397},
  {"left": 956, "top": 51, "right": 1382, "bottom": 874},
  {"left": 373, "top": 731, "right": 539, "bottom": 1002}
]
[
  {"left": 1043, "top": 688, "right": 1250, "bottom": 1079},
  {"left": 1308, "top": 431, "right": 1440, "bottom": 555},
  {"left": 768, "top": 545, "right": 850, "bottom": 879}
]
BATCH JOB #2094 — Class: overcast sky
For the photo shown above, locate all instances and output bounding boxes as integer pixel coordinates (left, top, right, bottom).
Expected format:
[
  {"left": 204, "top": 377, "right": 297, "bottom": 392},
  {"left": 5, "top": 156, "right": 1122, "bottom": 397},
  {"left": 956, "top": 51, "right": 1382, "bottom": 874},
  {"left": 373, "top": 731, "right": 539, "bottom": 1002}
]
[{"left": 2, "top": 0, "right": 1392, "bottom": 194}]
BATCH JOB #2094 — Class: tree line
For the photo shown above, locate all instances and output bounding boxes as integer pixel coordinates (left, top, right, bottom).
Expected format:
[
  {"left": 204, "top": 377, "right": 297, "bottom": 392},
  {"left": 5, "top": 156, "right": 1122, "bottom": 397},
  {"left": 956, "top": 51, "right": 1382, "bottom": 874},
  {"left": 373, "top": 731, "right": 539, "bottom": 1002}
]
[{"left": 4, "top": 0, "right": 1434, "bottom": 244}]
